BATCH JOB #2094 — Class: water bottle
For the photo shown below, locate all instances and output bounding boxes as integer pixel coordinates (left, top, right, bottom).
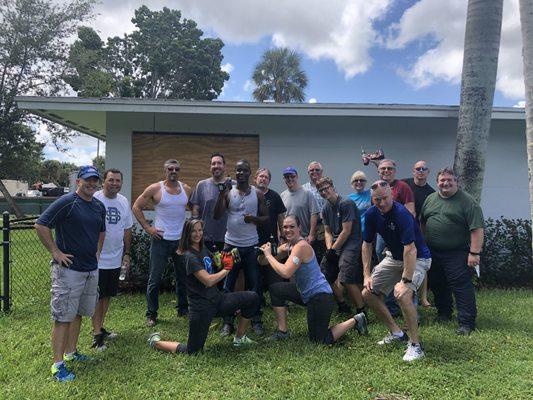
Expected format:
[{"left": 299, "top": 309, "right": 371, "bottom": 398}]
[
  {"left": 119, "top": 264, "right": 127, "bottom": 281},
  {"left": 270, "top": 234, "right": 278, "bottom": 257}
]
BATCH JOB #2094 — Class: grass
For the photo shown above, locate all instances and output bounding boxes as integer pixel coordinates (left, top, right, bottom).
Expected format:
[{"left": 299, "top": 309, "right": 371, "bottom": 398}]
[{"left": 1, "top": 289, "right": 532, "bottom": 400}]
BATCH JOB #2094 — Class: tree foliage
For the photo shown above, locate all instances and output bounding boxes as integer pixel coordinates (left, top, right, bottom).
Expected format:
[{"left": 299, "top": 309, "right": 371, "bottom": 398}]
[
  {"left": 252, "top": 48, "right": 308, "bottom": 103},
  {"left": 39, "top": 159, "right": 78, "bottom": 186},
  {"left": 92, "top": 155, "right": 105, "bottom": 174},
  {"left": 65, "top": 6, "right": 230, "bottom": 100}
]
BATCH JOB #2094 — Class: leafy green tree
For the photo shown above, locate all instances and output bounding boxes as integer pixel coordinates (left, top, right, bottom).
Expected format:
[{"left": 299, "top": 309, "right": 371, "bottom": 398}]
[
  {"left": 0, "top": 0, "right": 96, "bottom": 216},
  {"left": 252, "top": 48, "right": 308, "bottom": 103},
  {"left": 66, "top": 6, "right": 229, "bottom": 100},
  {"left": 92, "top": 155, "right": 105, "bottom": 175}
]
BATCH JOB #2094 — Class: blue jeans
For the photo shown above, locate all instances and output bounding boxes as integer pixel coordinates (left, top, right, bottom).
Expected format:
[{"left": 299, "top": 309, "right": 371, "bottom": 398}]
[
  {"left": 428, "top": 247, "right": 477, "bottom": 329},
  {"left": 146, "top": 238, "right": 188, "bottom": 318},
  {"left": 223, "top": 244, "right": 263, "bottom": 324}
]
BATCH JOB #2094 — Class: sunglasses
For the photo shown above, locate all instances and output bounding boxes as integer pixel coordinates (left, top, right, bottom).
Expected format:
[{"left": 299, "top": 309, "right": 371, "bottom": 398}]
[
  {"left": 415, "top": 167, "right": 428, "bottom": 172},
  {"left": 352, "top": 179, "right": 367, "bottom": 183},
  {"left": 371, "top": 181, "right": 389, "bottom": 190},
  {"left": 308, "top": 168, "right": 322, "bottom": 173},
  {"left": 167, "top": 167, "right": 180, "bottom": 172}
]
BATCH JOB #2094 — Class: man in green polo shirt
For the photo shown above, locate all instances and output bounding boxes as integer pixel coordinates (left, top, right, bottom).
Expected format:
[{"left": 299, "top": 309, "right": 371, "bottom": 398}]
[{"left": 420, "top": 168, "right": 484, "bottom": 335}]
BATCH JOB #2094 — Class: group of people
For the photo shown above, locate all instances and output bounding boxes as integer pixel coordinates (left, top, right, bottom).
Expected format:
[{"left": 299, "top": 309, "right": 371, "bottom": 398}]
[{"left": 35, "top": 153, "right": 484, "bottom": 382}]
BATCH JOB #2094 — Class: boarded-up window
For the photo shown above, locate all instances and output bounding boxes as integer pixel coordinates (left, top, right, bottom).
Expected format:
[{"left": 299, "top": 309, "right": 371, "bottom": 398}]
[{"left": 132, "top": 133, "right": 259, "bottom": 203}]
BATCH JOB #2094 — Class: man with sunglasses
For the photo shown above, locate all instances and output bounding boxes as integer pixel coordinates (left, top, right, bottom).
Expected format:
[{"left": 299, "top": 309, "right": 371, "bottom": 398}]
[
  {"left": 133, "top": 159, "right": 192, "bottom": 327},
  {"left": 403, "top": 161, "right": 435, "bottom": 221},
  {"left": 362, "top": 180, "right": 431, "bottom": 362},
  {"left": 280, "top": 167, "right": 319, "bottom": 243},
  {"left": 303, "top": 161, "right": 328, "bottom": 264}
]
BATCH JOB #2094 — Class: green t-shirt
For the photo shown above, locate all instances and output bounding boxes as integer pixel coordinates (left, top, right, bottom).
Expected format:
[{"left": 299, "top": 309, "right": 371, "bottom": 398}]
[{"left": 420, "top": 189, "right": 484, "bottom": 250}]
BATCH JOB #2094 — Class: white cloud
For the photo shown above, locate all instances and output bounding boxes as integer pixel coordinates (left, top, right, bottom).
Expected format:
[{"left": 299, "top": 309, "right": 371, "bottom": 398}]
[
  {"left": 513, "top": 100, "right": 525, "bottom": 108},
  {"left": 221, "top": 62, "right": 234, "bottom": 74},
  {"left": 93, "top": 0, "right": 392, "bottom": 79},
  {"left": 308, "top": 98, "right": 318, "bottom": 103},
  {"left": 243, "top": 79, "right": 255, "bottom": 92},
  {"left": 387, "top": 0, "right": 524, "bottom": 99}
]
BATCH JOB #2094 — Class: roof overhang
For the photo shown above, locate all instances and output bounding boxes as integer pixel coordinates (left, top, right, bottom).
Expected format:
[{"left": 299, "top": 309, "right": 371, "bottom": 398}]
[{"left": 16, "top": 96, "right": 525, "bottom": 141}]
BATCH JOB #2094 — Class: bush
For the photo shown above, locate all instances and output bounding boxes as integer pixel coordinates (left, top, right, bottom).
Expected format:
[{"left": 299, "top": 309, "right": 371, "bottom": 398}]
[
  {"left": 480, "top": 218, "right": 532, "bottom": 288},
  {"left": 122, "top": 226, "right": 176, "bottom": 292}
]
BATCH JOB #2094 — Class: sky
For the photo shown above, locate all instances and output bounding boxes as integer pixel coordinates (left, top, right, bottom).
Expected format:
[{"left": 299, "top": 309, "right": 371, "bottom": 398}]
[{"left": 41, "top": 0, "right": 526, "bottom": 165}]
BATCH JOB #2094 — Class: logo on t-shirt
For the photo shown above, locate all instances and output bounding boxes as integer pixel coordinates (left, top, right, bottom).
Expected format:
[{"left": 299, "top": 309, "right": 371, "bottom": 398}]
[
  {"left": 203, "top": 256, "right": 213, "bottom": 274},
  {"left": 106, "top": 207, "right": 121, "bottom": 224},
  {"left": 388, "top": 222, "right": 396, "bottom": 231}
]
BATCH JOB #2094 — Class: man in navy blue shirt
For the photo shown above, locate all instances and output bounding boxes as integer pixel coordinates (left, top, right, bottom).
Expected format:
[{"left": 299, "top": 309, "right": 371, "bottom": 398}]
[
  {"left": 361, "top": 180, "right": 431, "bottom": 362},
  {"left": 35, "top": 165, "right": 106, "bottom": 382}
]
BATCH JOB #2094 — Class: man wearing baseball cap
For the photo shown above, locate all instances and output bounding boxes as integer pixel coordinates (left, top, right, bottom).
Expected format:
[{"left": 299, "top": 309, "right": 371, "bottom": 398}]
[{"left": 35, "top": 165, "right": 106, "bottom": 381}]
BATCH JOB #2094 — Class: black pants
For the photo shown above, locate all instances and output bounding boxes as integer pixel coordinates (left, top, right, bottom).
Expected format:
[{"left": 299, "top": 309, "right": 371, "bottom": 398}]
[
  {"left": 269, "top": 282, "right": 335, "bottom": 344},
  {"left": 428, "top": 247, "right": 477, "bottom": 329},
  {"left": 180, "top": 291, "right": 260, "bottom": 354}
]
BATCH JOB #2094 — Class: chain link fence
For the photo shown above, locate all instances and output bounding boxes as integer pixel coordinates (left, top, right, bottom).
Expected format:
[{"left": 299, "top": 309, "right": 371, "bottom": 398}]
[{"left": 2, "top": 213, "right": 50, "bottom": 312}]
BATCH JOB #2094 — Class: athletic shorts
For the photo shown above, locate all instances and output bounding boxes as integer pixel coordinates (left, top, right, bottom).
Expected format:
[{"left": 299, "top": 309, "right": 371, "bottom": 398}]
[
  {"left": 50, "top": 262, "right": 99, "bottom": 322},
  {"left": 320, "top": 249, "right": 363, "bottom": 285},
  {"left": 370, "top": 256, "right": 431, "bottom": 296},
  {"left": 98, "top": 267, "right": 121, "bottom": 298}
]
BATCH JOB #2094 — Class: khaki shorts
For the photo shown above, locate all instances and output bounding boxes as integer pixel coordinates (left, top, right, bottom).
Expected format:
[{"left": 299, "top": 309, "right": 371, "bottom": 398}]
[
  {"left": 371, "top": 256, "right": 431, "bottom": 296},
  {"left": 50, "top": 262, "right": 99, "bottom": 322}
]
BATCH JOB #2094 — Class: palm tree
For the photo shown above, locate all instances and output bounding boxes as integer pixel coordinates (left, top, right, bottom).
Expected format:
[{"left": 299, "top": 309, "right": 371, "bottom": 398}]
[
  {"left": 454, "top": 0, "right": 504, "bottom": 202},
  {"left": 252, "top": 48, "right": 308, "bottom": 103},
  {"left": 519, "top": 0, "right": 533, "bottom": 250}
]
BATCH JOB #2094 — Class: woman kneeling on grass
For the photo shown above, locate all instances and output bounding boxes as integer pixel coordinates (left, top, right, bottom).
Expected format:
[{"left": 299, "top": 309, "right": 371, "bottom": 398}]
[
  {"left": 148, "top": 219, "right": 259, "bottom": 353},
  {"left": 261, "top": 215, "right": 368, "bottom": 344}
]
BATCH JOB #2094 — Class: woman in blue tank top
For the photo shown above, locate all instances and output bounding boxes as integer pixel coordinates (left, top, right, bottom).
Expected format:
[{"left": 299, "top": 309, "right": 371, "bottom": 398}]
[{"left": 261, "top": 215, "right": 368, "bottom": 344}]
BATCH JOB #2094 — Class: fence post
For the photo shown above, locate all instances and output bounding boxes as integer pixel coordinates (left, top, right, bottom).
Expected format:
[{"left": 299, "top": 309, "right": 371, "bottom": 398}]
[{"left": 2, "top": 211, "right": 10, "bottom": 313}]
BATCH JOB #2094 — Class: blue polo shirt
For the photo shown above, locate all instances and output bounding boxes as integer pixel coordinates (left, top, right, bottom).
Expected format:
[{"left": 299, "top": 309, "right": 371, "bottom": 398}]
[
  {"left": 37, "top": 192, "right": 106, "bottom": 272},
  {"left": 363, "top": 201, "right": 430, "bottom": 261}
]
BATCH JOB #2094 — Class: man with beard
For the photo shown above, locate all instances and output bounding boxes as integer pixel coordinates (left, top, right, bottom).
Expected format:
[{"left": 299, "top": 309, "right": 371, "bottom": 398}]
[
  {"left": 191, "top": 153, "right": 231, "bottom": 251},
  {"left": 214, "top": 160, "right": 269, "bottom": 336},
  {"left": 133, "top": 159, "right": 192, "bottom": 327}
]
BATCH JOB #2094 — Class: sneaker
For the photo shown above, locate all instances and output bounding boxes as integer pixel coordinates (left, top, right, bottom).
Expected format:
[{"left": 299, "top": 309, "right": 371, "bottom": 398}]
[
  {"left": 51, "top": 362, "right": 75, "bottom": 382},
  {"left": 147, "top": 332, "right": 161, "bottom": 348},
  {"left": 63, "top": 351, "right": 93, "bottom": 362},
  {"left": 220, "top": 323, "right": 234, "bottom": 337},
  {"left": 145, "top": 317, "right": 157, "bottom": 328},
  {"left": 353, "top": 312, "right": 369, "bottom": 336},
  {"left": 91, "top": 333, "right": 107, "bottom": 352},
  {"left": 377, "top": 331, "right": 409, "bottom": 345},
  {"left": 337, "top": 302, "right": 353, "bottom": 315},
  {"left": 252, "top": 322, "right": 264, "bottom": 336},
  {"left": 233, "top": 334, "right": 257, "bottom": 347},
  {"left": 403, "top": 342, "right": 425, "bottom": 362},
  {"left": 456, "top": 325, "right": 474, "bottom": 336},
  {"left": 101, "top": 327, "right": 118, "bottom": 341},
  {"left": 266, "top": 330, "right": 290, "bottom": 341}
]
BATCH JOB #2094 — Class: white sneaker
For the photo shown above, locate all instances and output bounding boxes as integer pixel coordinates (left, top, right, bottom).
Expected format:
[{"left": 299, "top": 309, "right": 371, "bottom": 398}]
[
  {"left": 233, "top": 334, "right": 257, "bottom": 347},
  {"left": 377, "top": 331, "right": 409, "bottom": 345},
  {"left": 403, "top": 342, "right": 424, "bottom": 362}
]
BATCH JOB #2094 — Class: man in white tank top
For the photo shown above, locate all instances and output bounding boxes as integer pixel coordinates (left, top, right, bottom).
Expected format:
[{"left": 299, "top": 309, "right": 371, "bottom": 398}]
[
  {"left": 132, "top": 159, "right": 192, "bottom": 327},
  {"left": 214, "top": 160, "right": 269, "bottom": 336}
]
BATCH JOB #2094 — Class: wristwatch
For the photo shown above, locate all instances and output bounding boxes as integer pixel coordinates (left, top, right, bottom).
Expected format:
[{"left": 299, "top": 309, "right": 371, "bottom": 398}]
[
  {"left": 401, "top": 277, "right": 413, "bottom": 284},
  {"left": 469, "top": 251, "right": 481, "bottom": 256}
]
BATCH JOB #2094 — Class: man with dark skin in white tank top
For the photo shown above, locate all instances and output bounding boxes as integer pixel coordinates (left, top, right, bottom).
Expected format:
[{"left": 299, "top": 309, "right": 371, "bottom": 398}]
[
  {"left": 133, "top": 159, "right": 193, "bottom": 327},
  {"left": 214, "top": 160, "right": 269, "bottom": 336}
]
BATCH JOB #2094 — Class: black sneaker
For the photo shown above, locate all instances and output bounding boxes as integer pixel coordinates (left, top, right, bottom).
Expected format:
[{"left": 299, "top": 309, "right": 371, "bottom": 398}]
[
  {"left": 338, "top": 302, "right": 353, "bottom": 315},
  {"left": 252, "top": 322, "right": 264, "bottom": 336},
  {"left": 220, "top": 323, "right": 234, "bottom": 337},
  {"left": 456, "top": 325, "right": 474, "bottom": 336},
  {"left": 353, "top": 312, "right": 368, "bottom": 336},
  {"left": 266, "top": 330, "right": 290, "bottom": 341},
  {"left": 91, "top": 333, "right": 106, "bottom": 352},
  {"left": 101, "top": 327, "right": 118, "bottom": 341}
]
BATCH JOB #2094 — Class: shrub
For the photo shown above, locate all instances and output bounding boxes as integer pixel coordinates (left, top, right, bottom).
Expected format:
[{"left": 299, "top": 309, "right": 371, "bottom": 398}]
[{"left": 480, "top": 218, "right": 532, "bottom": 288}]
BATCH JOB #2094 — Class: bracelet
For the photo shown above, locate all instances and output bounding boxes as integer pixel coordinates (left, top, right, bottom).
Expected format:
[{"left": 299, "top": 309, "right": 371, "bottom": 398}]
[{"left": 469, "top": 251, "right": 481, "bottom": 256}]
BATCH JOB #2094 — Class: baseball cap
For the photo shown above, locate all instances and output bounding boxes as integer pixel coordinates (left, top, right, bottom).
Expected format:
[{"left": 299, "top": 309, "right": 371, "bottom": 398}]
[
  {"left": 78, "top": 165, "right": 101, "bottom": 180},
  {"left": 282, "top": 167, "right": 298, "bottom": 176}
]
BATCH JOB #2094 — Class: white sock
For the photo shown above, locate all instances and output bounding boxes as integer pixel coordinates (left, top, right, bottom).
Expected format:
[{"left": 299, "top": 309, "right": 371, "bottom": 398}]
[
  {"left": 392, "top": 331, "right": 404, "bottom": 337},
  {"left": 53, "top": 361, "right": 64, "bottom": 368}
]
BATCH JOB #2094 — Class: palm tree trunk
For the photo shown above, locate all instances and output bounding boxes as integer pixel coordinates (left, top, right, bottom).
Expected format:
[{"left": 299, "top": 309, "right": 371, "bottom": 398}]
[
  {"left": 454, "top": 0, "right": 504, "bottom": 202},
  {"left": 0, "top": 180, "right": 24, "bottom": 218},
  {"left": 519, "top": 0, "right": 533, "bottom": 251}
]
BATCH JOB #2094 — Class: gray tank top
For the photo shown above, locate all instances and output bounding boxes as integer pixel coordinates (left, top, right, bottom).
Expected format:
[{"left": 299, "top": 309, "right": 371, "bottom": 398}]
[{"left": 224, "top": 186, "right": 259, "bottom": 247}]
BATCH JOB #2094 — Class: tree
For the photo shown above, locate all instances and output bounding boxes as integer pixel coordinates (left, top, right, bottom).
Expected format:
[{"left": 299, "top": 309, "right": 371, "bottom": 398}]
[
  {"left": 519, "top": 0, "right": 533, "bottom": 251},
  {"left": 252, "top": 48, "right": 308, "bottom": 103},
  {"left": 453, "top": 0, "right": 504, "bottom": 202},
  {"left": 65, "top": 6, "right": 230, "bottom": 99},
  {"left": 0, "top": 0, "right": 96, "bottom": 216},
  {"left": 92, "top": 155, "right": 105, "bottom": 175}
]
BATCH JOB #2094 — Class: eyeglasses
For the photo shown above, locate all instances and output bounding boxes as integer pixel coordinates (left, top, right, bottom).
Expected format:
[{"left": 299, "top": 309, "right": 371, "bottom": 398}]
[
  {"left": 308, "top": 168, "right": 322, "bottom": 173},
  {"left": 379, "top": 166, "right": 395, "bottom": 171},
  {"left": 415, "top": 167, "right": 428, "bottom": 172},
  {"left": 370, "top": 181, "right": 389, "bottom": 190},
  {"left": 318, "top": 186, "right": 331, "bottom": 193},
  {"left": 352, "top": 179, "right": 367, "bottom": 183},
  {"left": 167, "top": 167, "right": 180, "bottom": 172}
]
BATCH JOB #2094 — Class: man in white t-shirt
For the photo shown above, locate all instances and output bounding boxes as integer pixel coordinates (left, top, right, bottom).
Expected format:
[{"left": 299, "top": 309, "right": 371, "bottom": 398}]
[{"left": 92, "top": 168, "right": 133, "bottom": 350}]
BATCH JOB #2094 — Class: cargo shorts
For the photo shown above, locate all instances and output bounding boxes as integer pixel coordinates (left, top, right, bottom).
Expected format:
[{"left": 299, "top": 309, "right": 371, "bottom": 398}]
[{"left": 370, "top": 256, "right": 431, "bottom": 296}]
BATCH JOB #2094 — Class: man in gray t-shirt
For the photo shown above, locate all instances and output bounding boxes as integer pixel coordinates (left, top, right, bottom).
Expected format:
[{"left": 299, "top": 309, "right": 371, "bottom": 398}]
[
  {"left": 190, "top": 153, "right": 230, "bottom": 249},
  {"left": 280, "top": 167, "right": 318, "bottom": 241}
]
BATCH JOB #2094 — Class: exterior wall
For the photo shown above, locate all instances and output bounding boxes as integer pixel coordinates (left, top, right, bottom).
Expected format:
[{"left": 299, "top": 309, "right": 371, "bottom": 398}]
[
  {"left": 105, "top": 112, "right": 528, "bottom": 219},
  {"left": 1, "top": 180, "right": 28, "bottom": 196}
]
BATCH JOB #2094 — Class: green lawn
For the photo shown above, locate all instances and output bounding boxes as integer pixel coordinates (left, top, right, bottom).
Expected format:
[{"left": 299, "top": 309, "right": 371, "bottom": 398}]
[{"left": 1, "top": 289, "right": 532, "bottom": 400}]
